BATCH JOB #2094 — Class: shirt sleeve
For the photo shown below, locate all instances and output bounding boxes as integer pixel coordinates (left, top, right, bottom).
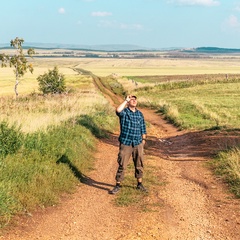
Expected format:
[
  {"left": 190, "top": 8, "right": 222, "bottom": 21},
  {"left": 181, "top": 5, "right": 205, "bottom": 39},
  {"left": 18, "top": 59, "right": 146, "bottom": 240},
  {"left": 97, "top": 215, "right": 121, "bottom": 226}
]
[
  {"left": 116, "top": 108, "right": 126, "bottom": 117},
  {"left": 140, "top": 113, "right": 147, "bottom": 134}
]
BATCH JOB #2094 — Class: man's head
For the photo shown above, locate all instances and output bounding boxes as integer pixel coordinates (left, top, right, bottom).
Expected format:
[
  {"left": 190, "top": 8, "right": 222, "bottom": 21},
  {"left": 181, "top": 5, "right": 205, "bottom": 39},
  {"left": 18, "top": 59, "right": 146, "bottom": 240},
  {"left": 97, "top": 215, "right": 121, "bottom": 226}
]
[
  {"left": 128, "top": 95, "right": 137, "bottom": 108},
  {"left": 131, "top": 95, "right": 137, "bottom": 100}
]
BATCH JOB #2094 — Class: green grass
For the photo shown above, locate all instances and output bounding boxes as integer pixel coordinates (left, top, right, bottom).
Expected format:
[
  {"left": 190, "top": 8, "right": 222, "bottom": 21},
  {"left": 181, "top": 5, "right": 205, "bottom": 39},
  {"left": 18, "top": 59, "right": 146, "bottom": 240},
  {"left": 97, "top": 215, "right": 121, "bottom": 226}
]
[
  {"left": 135, "top": 78, "right": 240, "bottom": 130},
  {"left": 114, "top": 157, "right": 165, "bottom": 210},
  {"left": 209, "top": 147, "right": 240, "bottom": 198},
  {"left": 0, "top": 58, "right": 121, "bottom": 228},
  {"left": 0, "top": 104, "right": 117, "bottom": 228}
]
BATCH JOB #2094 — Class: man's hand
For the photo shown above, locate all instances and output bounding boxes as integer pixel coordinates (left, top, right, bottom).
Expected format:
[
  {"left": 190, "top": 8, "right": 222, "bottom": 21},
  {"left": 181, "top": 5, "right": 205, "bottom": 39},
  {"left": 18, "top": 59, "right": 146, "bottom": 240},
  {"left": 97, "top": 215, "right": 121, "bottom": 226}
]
[
  {"left": 142, "top": 134, "right": 147, "bottom": 145},
  {"left": 125, "top": 95, "right": 132, "bottom": 102}
]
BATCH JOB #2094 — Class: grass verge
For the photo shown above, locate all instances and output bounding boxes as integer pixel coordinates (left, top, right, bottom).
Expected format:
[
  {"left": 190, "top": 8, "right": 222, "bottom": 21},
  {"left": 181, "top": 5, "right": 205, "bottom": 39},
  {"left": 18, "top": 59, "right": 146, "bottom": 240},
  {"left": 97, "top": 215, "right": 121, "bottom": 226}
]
[
  {"left": 209, "top": 147, "right": 240, "bottom": 198},
  {"left": 0, "top": 106, "right": 117, "bottom": 228},
  {"left": 114, "top": 156, "right": 166, "bottom": 211}
]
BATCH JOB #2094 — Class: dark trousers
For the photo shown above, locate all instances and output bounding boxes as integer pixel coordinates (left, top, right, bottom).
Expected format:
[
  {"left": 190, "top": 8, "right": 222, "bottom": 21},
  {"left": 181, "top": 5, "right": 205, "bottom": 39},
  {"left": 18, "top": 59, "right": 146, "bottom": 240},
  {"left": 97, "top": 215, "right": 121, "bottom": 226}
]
[{"left": 115, "top": 143, "right": 144, "bottom": 183}]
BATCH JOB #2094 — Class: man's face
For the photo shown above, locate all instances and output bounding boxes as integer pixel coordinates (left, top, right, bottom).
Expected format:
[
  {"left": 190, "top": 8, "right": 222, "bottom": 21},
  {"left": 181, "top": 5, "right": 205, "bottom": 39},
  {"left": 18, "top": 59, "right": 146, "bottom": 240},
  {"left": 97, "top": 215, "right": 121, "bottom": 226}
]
[{"left": 129, "top": 97, "right": 137, "bottom": 107}]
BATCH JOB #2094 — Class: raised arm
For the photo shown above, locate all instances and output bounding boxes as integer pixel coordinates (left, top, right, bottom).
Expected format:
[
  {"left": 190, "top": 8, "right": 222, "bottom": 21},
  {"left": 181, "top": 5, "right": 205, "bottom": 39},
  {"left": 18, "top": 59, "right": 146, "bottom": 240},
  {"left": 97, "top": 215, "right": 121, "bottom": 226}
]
[{"left": 116, "top": 95, "right": 131, "bottom": 113}]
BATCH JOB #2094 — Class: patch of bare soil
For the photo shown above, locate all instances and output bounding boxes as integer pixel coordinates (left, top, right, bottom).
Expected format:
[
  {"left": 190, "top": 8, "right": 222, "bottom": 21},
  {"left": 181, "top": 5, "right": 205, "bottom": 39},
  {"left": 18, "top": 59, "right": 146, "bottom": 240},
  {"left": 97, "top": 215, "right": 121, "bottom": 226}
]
[{"left": 1, "top": 106, "right": 240, "bottom": 240}]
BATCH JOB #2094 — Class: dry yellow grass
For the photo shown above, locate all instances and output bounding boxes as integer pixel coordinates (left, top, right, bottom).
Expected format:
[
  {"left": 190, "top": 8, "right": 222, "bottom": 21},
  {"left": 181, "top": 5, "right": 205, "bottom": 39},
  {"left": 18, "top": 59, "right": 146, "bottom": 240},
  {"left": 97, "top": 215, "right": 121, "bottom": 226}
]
[
  {"left": 1, "top": 56, "right": 240, "bottom": 132},
  {"left": 116, "top": 77, "right": 155, "bottom": 94},
  {"left": 0, "top": 57, "right": 108, "bottom": 132},
  {"left": 73, "top": 58, "right": 240, "bottom": 76},
  {"left": 0, "top": 59, "right": 79, "bottom": 96},
  {"left": 0, "top": 90, "right": 108, "bottom": 133},
  {"left": 1, "top": 56, "right": 240, "bottom": 92},
  {"left": 1, "top": 56, "right": 240, "bottom": 96}
]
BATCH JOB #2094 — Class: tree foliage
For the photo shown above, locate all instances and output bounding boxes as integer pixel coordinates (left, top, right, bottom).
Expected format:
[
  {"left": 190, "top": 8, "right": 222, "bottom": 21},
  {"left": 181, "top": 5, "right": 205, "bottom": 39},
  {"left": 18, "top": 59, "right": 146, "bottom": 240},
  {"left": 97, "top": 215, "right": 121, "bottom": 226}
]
[
  {"left": 37, "top": 66, "right": 66, "bottom": 94},
  {"left": 0, "top": 37, "right": 35, "bottom": 97}
]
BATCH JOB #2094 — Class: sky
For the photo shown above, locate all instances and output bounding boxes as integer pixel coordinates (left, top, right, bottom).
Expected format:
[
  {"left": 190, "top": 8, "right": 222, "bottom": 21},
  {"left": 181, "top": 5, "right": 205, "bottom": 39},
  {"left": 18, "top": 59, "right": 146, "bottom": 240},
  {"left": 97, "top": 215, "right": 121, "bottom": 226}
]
[{"left": 1, "top": 0, "right": 240, "bottom": 49}]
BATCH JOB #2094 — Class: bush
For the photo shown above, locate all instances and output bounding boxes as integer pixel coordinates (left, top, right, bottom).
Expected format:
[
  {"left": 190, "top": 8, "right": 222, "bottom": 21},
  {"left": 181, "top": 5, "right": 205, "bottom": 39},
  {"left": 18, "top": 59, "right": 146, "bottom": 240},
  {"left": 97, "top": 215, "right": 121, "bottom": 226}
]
[
  {"left": 0, "top": 121, "right": 23, "bottom": 159},
  {"left": 37, "top": 66, "right": 66, "bottom": 94}
]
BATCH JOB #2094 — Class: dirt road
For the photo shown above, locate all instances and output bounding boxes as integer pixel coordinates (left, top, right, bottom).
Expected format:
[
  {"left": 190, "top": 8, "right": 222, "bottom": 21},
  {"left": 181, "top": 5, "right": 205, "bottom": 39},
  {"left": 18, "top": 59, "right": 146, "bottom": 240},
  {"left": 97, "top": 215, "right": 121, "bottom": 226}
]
[
  {"left": 1, "top": 77, "right": 240, "bottom": 239},
  {"left": 1, "top": 105, "right": 240, "bottom": 240}
]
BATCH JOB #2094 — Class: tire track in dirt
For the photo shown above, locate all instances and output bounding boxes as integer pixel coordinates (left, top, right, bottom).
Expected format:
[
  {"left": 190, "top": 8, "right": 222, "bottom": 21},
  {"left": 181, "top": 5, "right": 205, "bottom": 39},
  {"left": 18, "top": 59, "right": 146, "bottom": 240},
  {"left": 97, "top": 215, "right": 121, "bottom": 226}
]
[{"left": 140, "top": 107, "right": 240, "bottom": 240}]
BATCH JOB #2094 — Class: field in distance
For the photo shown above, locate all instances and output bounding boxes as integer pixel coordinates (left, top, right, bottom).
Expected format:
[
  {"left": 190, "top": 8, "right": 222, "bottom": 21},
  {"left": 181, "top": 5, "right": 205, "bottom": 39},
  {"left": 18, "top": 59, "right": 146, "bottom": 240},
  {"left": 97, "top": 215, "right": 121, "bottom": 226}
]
[{"left": 1, "top": 53, "right": 240, "bottom": 96}]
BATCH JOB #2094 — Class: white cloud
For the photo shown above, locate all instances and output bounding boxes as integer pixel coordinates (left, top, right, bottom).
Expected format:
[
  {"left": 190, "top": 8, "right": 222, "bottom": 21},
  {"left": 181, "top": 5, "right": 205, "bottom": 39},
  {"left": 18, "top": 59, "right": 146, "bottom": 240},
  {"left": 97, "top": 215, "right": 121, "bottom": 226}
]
[
  {"left": 225, "top": 15, "right": 240, "bottom": 29},
  {"left": 120, "top": 23, "right": 143, "bottom": 30},
  {"left": 58, "top": 8, "right": 65, "bottom": 14},
  {"left": 91, "top": 11, "right": 112, "bottom": 17},
  {"left": 168, "top": 0, "right": 220, "bottom": 6},
  {"left": 222, "top": 15, "right": 240, "bottom": 35}
]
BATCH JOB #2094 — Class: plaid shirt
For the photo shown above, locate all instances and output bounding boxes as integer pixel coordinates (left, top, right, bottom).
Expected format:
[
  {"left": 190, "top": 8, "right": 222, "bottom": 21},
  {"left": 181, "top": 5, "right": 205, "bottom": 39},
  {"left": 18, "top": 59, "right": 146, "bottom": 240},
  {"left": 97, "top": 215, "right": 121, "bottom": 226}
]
[{"left": 117, "top": 107, "right": 147, "bottom": 146}]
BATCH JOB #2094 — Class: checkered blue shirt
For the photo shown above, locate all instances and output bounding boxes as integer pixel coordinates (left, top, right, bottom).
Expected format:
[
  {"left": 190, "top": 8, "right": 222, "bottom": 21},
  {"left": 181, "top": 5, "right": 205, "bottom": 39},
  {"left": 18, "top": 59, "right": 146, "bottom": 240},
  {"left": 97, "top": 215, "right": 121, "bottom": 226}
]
[{"left": 117, "top": 107, "right": 146, "bottom": 146}]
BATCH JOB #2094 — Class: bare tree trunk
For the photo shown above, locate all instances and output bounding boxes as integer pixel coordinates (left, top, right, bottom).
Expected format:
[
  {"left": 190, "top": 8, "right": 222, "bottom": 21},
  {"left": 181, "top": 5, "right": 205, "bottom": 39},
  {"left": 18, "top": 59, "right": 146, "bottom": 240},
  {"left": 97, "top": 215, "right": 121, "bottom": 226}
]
[{"left": 15, "top": 70, "right": 19, "bottom": 97}]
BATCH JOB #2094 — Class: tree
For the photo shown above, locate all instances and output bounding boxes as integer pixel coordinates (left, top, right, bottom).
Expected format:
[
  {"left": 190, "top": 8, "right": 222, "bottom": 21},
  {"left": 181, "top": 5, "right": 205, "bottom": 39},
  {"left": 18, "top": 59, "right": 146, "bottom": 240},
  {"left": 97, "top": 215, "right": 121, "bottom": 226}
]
[
  {"left": 37, "top": 66, "right": 66, "bottom": 94},
  {"left": 0, "top": 37, "right": 35, "bottom": 97}
]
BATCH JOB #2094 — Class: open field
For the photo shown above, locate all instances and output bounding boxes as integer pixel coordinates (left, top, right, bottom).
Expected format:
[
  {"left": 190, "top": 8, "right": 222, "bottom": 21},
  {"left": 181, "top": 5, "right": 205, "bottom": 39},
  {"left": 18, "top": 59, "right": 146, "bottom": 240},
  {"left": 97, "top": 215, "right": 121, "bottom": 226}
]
[
  {"left": 1, "top": 56, "right": 240, "bottom": 96},
  {"left": 73, "top": 57, "right": 240, "bottom": 76},
  {"left": 1, "top": 56, "right": 240, "bottom": 129},
  {"left": 0, "top": 59, "right": 79, "bottom": 96},
  {"left": 137, "top": 80, "right": 240, "bottom": 130},
  {"left": 0, "top": 60, "right": 108, "bottom": 132},
  {"left": 1, "top": 56, "right": 239, "bottom": 132}
]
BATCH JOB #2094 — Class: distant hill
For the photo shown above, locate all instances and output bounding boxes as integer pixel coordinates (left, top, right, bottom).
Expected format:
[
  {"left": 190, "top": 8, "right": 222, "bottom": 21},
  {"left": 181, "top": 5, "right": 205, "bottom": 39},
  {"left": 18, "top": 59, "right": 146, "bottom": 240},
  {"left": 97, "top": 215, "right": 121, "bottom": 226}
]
[
  {"left": 1, "top": 42, "right": 240, "bottom": 53},
  {"left": 0, "top": 42, "right": 159, "bottom": 51},
  {"left": 184, "top": 47, "right": 240, "bottom": 54}
]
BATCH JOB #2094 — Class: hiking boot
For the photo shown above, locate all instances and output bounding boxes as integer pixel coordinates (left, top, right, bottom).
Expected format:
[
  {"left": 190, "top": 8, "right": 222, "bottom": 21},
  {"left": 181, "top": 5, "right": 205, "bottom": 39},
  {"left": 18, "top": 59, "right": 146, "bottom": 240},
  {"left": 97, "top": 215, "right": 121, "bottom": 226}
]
[
  {"left": 136, "top": 183, "right": 148, "bottom": 192},
  {"left": 109, "top": 185, "right": 121, "bottom": 194}
]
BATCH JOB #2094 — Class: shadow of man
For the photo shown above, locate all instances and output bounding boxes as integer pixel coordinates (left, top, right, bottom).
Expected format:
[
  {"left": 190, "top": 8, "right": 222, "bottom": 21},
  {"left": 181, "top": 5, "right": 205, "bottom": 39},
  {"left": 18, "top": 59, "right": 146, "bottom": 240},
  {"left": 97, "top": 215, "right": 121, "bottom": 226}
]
[{"left": 56, "top": 154, "right": 114, "bottom": 191}]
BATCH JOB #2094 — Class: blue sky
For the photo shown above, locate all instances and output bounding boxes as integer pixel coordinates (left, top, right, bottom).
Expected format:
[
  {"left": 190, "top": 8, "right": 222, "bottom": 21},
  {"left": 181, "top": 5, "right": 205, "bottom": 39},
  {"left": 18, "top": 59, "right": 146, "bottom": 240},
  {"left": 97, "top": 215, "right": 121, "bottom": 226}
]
[{"left": 1, "top": 0, "right": 240, "bottom": 48}]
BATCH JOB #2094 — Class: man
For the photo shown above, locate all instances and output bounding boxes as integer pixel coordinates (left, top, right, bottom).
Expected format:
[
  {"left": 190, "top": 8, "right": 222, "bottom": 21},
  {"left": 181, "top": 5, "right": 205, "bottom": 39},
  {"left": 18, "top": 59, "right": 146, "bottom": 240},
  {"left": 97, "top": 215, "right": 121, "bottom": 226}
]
[{"left": 110, "top": 95, "right": 147, "bottom": 194}]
